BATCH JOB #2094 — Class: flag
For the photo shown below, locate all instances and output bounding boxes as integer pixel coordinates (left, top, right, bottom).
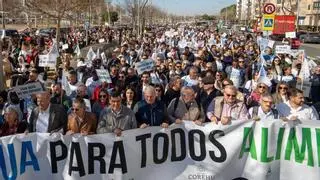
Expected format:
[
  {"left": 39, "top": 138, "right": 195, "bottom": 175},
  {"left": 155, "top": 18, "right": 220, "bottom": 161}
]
[
  {"left": 61, "top": 71, "right": 71, "bottom": 96},
  {"left": 74, "top": 44, "right": 81, "bottom": 57},
  {"left": 96, "top": 48, "right": 100, "bottom": 59},
  {"left": 258, "top": 64, "right": 272, "bottom": 87},
  {"left": 86, "top": 47, "right": 96, "bottom": 62}
]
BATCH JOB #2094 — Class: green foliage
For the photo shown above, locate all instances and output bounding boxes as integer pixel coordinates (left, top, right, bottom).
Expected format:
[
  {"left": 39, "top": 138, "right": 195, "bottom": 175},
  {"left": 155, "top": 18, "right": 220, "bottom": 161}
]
[{"left": 201, "top": 14, "right": 216, "bottom": 21}]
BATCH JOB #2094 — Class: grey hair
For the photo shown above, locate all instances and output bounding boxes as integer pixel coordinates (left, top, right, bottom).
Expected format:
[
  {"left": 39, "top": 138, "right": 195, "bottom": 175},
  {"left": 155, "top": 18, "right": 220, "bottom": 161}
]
[{"left": 143, "top": 85, "right": 156, "bottom": 95}]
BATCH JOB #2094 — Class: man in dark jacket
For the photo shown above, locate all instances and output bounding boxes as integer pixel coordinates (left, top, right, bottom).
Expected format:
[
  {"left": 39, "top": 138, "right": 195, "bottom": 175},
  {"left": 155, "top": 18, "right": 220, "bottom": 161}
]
[
  {"left": 133, "top": 86, "right": 169, "bottom": 128},
  {"left": 197, "top": 76, "right": 222, "bottom": 122}
]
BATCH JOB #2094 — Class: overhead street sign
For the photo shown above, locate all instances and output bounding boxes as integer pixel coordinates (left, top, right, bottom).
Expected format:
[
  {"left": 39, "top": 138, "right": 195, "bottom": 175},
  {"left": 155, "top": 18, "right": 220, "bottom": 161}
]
[
  {"left": 262, "top": 14, "right": 275, "bottom": 31},
  {"left": 264, "top": 3, "right": 276, "bottom": 14}
]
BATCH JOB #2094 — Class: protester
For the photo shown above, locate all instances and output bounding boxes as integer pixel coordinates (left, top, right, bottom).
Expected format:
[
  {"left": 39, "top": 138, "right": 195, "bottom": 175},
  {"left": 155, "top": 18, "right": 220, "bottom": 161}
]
[
  {"left": 66, "top": 98, "right": 97, "bottom": 135},
  {"left": 0, "top": 107, "right": 28, "bottom": 137},
  {"left": 249, "top": 94, "right": 281, "bottom": 121},
  {"left": 277, "top": 88, "right": 319, "bottom": 121},
  {"left": 207, "top": 85, "right": 248, "bottom": 125},
  {"left": 92, "top": 89, "right": 109, "bottom": 119},
  {"left": 133, "top": 86, "right": 169, "bottom": 128},
  {"left": 167, "top": 86, "right": 204, "bottom": 125},
  {"left": 28, "top": 91, "right": 67, "bottom": 133},
  {"left": 97, "top": 90, "right": 137, "bottom": 136}
]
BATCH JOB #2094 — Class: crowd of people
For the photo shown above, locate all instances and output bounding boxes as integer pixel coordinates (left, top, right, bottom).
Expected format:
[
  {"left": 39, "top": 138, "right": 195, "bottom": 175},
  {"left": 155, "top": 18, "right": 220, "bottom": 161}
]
[{"left": 0, "top": 24, "right": 320, "bottom": 137}]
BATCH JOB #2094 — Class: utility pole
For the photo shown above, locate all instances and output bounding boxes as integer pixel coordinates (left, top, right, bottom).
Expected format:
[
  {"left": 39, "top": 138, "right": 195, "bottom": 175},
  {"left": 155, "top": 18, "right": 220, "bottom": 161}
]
[
  {"left": 1, "top": 0, "right": 5, "bottom": 29},
  {"left": 296, "top": 0, "right": 300, "bottom": 31}
]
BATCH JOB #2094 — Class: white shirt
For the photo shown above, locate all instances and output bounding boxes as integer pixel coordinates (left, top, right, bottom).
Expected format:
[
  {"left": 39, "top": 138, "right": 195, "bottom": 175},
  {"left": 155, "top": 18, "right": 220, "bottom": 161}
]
[
  {"left": 181, "top": 75, "right": 198, "bottom": 87},
  {"left": 276, "top": 102, "right": 319, "bottom": 121},
  {"left": 36, "top": 104, "right": 51, "bottom": 133},
  {"left": 248, "top": 106, "right": 277, "bottom": 121}
]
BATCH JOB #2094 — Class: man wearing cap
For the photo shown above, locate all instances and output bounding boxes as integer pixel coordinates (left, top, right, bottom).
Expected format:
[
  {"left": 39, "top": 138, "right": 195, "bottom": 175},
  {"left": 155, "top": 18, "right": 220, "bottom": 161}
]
[{"left": 198, "top": 76, "right": 222, "bottom": 122}]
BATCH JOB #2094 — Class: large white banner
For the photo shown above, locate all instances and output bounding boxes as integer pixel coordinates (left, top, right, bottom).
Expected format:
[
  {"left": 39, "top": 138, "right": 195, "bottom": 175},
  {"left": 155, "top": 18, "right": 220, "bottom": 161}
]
[{"left": 0, "top": 120, "right": 319, "bottom": 180}]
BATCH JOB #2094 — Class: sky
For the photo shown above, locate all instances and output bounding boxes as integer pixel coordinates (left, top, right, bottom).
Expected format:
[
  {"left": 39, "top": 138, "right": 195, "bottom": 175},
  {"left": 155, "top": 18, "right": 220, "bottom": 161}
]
[
  {"left": 150, "top": 0, "right": 235, "bottom": 16},
  {"left": 116, "top": 0, "right": 235, "bottom": 16}
]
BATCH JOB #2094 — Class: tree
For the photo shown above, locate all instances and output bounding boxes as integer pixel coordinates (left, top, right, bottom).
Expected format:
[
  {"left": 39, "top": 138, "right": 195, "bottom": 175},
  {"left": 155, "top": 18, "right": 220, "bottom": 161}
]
[
  {"left": 24, "top": 0, "right": 98, "bottom": 42},
  {"left": 102, "top": 11, "right": 118, "bottom": 25},
  {"left": 124, "top": 0, "right": 149, "bottom": 36}
]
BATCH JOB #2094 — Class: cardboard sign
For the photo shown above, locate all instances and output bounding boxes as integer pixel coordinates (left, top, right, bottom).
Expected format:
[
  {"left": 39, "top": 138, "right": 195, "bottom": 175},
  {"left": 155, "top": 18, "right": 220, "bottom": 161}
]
[
  {"left": 135, "top": 59, "right": 154, "bottom": 75},
  {"left": 96, "top": 69, "right": 112, "bottom": 83},
  {"left": 285, "top": 32, "right": 296, "bottom": 38},
  {"left": 275, "top": 45, "right": 291, "bottom": 54},
  {"left": 13, "top": 82, "right": 44, "bottom": 99},
  {"left": 39, "top": 54, "right": 56, "bottom": 68}
]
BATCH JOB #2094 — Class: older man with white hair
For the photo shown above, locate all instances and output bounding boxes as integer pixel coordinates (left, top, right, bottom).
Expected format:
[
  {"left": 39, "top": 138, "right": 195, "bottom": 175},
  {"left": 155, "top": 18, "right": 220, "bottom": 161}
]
[{"left": 133, "top": 86, "right": 169, "bottom": 128}]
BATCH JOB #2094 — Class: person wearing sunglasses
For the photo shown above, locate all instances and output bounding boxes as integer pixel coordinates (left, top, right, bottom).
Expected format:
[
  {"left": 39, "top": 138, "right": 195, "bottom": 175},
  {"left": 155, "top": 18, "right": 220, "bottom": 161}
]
[
  {"left": 272, "top": 82, "right": 289, "bottom": 105},
  {"left": 207, "top": 85, "right": 248, "bottom": 125},
  {"left": 247, "top": 81, "right": 270, "bottom": 108},
  {"left": 249, "top": 94, "right": 282, "bottom": 121},
  {"left": 66, "top": 98, "right": 97, "bottom": 135},
  {"left": 97, "top": 90, "right": 137, "bottom": 136},
  {"left": 92, "top": 90, "right": 109, "bottom": 119}
]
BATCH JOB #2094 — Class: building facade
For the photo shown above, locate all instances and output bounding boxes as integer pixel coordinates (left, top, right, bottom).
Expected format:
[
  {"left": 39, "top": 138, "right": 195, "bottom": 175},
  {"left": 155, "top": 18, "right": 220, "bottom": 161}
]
[{"left": 236, "top": 0, "right": 320, "bottom": 28}]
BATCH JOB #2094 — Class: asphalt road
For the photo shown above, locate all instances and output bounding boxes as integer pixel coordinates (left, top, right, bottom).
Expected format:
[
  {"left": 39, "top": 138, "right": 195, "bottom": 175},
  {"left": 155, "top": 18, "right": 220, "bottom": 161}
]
[{"left": 300, "top": 43, "right": 320, "bottom": 58}]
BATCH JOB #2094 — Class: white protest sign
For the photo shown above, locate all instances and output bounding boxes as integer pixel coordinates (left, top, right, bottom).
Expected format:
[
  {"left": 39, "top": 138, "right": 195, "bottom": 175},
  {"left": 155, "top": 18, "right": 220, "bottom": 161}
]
[
  {"left": 96, "top": 69, "right": 112, "bottom": 83},
  {"left": 62, "top": 44, "right": 69, "bottom": 50},
  {"left": 267, "top": 39, "right": 275, "bottom": 48},
  {"left": 13, "top": 82, "right": 44, "bottom": 99},
  {"left": 1, "top": 120, "right": 320, "bottom": 180},
  {"left": 74, "top": 44, "right": 81, "bottom": 57},
  {"left": 135, "top": 59, "right": 154, "bottom": 75},
  {"left": 275, "top": 45, "right": 291, "bottom": 54},
  {"left": 38, "top": 54, "right": 56, "bottom": 68},
  {"left": 285, "top": 31, "right": 296, "bottom": 38},
  {"left": 99, "top": 39, "right": 105, "bottom": 43}
]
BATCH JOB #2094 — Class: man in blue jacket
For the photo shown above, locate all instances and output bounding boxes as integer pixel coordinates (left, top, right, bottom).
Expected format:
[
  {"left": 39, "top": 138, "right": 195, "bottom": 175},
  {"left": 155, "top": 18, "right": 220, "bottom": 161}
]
[{"left": 133, "top": 85, "right": 169, "bottom": 129}]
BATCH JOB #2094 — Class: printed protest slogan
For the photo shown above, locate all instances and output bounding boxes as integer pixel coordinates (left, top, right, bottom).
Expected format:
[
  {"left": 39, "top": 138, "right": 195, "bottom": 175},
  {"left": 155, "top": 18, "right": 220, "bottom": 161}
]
[{"left": 0, "top": 120, "right": 320, "bottom": 180}]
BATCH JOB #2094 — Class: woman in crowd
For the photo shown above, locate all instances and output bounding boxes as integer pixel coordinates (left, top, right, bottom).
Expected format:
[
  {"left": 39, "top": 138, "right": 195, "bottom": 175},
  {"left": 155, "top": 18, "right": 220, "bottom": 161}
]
[
  {"left": 122, "top": 86, "right": 137, "bottom": 110},
  {"left": 272, "top": 82, "right": 289, "bottom": 105},
  {"left": 247, "top": 82, "right": 270, "bottom": 108},
  {"left": 92, "top": 89, "right": 109, "bottom": 119}
]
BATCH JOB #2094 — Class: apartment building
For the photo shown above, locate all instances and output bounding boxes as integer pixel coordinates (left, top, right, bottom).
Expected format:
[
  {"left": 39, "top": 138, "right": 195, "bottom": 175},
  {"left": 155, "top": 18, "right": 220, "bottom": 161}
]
[{"left": 236, "top": 0, "right": 320, "bottom": 27}]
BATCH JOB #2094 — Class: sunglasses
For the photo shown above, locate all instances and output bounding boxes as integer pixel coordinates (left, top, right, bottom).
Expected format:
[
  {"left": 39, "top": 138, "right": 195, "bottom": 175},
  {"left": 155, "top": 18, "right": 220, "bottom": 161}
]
[
  {"left": 279, "top": 86, "right": 288, "bottom": 90},
  {"left": 99, "top": 95, "right": 107, "bottom": 98},
  {"left": 155, "top": 89, "right": 162, "bottom": 92},
  {"left": 71, "top": 108, "right": 80, "bottom": 112},
  {"left": 226, "top": 94, "right": 236, "bottom": 98},
  {"left": 119, "top": 76, "right": 125, "bottom": 78},
  {"left": 176, "top": 65, "right": 182, "bottom": 68},
  {"left": 259, "top": 86, "right": 267, "bottom": 89}
]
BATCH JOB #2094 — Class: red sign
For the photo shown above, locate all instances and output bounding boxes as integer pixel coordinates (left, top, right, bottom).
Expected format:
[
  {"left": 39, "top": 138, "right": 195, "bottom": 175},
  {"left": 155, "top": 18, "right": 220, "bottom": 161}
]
[
  {"left": 272, "top": 15, "right": 296, "bottom": 35},
  {"left": 263, "top": 3, "right": 276, "bottom": 14}
]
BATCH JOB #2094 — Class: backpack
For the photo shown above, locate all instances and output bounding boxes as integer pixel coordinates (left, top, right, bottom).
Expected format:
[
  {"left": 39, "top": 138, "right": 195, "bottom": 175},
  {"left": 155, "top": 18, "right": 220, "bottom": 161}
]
[{"left": 252, "top": 106, "right": 279, "bottom": 119}]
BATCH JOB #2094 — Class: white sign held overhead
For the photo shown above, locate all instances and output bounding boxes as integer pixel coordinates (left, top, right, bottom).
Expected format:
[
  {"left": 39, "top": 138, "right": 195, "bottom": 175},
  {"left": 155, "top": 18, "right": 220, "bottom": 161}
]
[
  {"left": 74, "top": 44, "right": 81, "bottom": 57},
  {"left": 13, "top": 82, "right": 44, "bottom": 99},
  {"left": 135, "top": 59, "right": 154, "bottom": 75},
  {"left": 39, "top": 54, "right": 56, "bottom": 68},
  {"left": 275, "top": 45, "right": 291, "bottom": 54},
  {"left": 285, "top": 31, "right": 296, "bottom": 38},
  {"left": 96, "top": 69, "right": 112, "bottom": 83},
  {"left": 62, "top": 44, "right": 69, "bottom": 50}
]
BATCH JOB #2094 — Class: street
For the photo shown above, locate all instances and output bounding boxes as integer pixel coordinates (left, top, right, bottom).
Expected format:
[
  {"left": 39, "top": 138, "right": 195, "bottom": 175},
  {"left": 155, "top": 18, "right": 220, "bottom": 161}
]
[{"left": 300, "top": 43, "right": 320, "bottom": 58}]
